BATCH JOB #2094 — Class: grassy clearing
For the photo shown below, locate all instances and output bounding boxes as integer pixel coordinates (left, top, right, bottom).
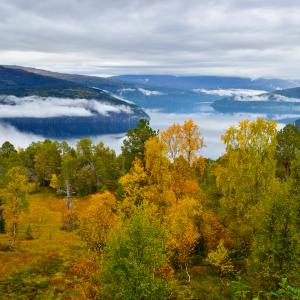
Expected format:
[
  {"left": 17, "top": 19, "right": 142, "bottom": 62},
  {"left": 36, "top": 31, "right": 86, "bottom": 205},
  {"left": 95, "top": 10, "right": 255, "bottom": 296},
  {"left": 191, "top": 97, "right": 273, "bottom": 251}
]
[
  {"left": 0, "top": 192, "right": 96, "bottom": 299},
  {"left": 0, "top": 192, "right": 232, "bottom": 299}
]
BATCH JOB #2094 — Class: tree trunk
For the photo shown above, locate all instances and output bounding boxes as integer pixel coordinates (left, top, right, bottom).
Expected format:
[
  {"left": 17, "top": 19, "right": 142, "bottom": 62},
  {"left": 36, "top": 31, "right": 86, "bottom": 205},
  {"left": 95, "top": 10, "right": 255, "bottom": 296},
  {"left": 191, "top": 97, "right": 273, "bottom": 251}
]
[
  {"left": 185, "top": 262, "right": 191, "bottom": 282},
  {"left": 66, "top": 179, "right": 72, "bottom": 210},
  {"left": 9, "top": 223, "right": 17, "bottom": 250}
]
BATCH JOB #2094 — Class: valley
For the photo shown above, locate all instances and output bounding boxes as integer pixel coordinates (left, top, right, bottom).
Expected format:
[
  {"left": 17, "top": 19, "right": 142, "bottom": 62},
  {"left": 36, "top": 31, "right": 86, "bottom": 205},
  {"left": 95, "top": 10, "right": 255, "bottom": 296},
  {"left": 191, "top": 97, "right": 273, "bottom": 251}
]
[{"left": 1, "top": 66, "right": 300, "bottom": 158}]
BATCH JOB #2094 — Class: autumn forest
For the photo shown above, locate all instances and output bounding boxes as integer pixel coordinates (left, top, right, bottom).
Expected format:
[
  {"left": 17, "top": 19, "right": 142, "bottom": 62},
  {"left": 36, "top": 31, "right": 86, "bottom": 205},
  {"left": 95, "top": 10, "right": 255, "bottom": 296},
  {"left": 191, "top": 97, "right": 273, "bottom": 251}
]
[{"left": 0, "top": 118, "right": 299, "bottom": 299}]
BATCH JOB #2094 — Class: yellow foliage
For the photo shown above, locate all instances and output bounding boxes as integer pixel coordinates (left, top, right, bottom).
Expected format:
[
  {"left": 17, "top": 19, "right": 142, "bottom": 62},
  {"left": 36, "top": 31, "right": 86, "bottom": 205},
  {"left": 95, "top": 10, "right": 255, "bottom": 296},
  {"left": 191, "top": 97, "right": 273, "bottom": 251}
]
[
  {"left": 3, "top": 167, "right": 30, "bottom": 249},
  {"left": 118, "top": 159, "right": 148, "bottom": 216},
  {"left": 117, "top": 121, "right": 206, "bottom": 270},
  {"left": 215, "top": 118, "right": 278, "bottom": 254},
  {"left": 80, "top": 191, "right": 119, "bottom": 253},
  {"left": 194, "top": 155, "right": 206, "bottom": 179},
  {"left": 160, "top": 123, "right": 183, "bottom": 160},
  {"left": 181, "top": 119, "right": 204, "bottom": 165},
  {"left": 119, "top": 122, "right": 205, "bottom": 216},
  {"left": 144, "top": 137, "right": 169, "bottom": 184},
  {"left": 50, "top": 174, "right": 58, "bottom": 190},
  {"left": 207, "top": 240, "right": 234, "bottom": 275},
  {"left": 90, "top": 191, "right": 116, "bottom": 207},
  {"left": 161, "top": 120, "right": 204, "bottom": 165},
  {"left": 166, "top": 196, "right": 201, "bottom": 266}
]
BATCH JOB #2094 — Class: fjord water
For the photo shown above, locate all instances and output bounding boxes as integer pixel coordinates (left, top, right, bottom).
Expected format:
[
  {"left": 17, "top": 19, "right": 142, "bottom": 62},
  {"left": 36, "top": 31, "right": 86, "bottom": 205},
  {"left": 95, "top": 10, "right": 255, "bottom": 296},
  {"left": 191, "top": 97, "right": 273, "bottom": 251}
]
[{"left": 0, "top": 101, "right": 292, "bottom": 159}]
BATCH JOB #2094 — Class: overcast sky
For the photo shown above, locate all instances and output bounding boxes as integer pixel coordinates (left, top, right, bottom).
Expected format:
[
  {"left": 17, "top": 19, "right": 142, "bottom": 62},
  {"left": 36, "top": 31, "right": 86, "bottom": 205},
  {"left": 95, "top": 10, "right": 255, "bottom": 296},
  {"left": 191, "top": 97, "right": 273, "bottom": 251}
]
[{"left": 1, "top": 0, "right": 300, "bottom": 78}]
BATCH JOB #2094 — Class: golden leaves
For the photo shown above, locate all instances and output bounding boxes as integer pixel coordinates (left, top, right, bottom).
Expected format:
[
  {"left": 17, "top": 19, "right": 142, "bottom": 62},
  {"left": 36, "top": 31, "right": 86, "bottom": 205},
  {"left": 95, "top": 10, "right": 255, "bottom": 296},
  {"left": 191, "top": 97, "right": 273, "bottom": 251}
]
[
  {"left": 166, "top": 196, "right": 201, "bottom": 266},
  {"left": 207, "top": 240, "right": 234, "bottom": 275},
  {"left": 118, "top": 120, "right": 205, "bottom": 269},
  {"left": 215, "top": 118, "right": 279, "bottom": 255},
  {"left": 79, "top": 191, "right": 119, "bottom": 253},
  {"left": 161, "top": 119, "right": 204, "bottom": 165}
]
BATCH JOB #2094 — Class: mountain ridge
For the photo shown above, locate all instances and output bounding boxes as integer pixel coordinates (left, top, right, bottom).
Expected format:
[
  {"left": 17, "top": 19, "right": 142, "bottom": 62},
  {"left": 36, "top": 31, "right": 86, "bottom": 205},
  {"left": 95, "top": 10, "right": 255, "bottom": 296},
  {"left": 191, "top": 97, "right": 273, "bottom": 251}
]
[
  {"left": 113, "top": 74, "right": 299, "bottom": 91},
  {"left": 4, "top": 66, "right": 222, "bottom": 112},
  {"left": 0, "top": 66, "right": 148, "bottom": 138}
]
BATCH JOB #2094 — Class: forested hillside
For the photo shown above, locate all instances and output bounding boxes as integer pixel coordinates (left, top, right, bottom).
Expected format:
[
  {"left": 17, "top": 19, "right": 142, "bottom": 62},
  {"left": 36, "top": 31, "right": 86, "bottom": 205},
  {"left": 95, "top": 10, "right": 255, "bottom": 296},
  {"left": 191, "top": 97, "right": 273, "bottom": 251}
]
[
  {"left": 0, "top": 66, "right": 148, "bottom": 137},
  {"left": 0, "top": 119, "right": 299, "bottom": 299}
]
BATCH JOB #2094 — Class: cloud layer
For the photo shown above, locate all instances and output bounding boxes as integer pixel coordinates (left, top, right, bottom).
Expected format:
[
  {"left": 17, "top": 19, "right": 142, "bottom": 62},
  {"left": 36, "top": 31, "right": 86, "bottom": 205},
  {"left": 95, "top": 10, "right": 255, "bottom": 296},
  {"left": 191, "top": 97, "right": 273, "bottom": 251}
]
[
  {"left": 0, "top": 121, "right": 126, "bottom": 153},
  {"left": 0, "top": 0, "right": 300, "bottom": 78},
  {"left": 194, "top": 89, "right": 267, "bottom": 97},
  {"left": 0, "top": 107, "right": 291, "bottom": 159},
  {"left": 0, "top": 95, "right": 132, "bottom": 118}
]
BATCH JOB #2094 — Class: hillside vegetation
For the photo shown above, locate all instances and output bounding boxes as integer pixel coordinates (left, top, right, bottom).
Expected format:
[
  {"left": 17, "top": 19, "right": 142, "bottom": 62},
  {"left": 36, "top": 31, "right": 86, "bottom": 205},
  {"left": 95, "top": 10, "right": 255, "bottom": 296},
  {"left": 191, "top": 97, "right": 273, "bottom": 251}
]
[{"left": 0, "top": 119, "right": 300, "bottom": 299}]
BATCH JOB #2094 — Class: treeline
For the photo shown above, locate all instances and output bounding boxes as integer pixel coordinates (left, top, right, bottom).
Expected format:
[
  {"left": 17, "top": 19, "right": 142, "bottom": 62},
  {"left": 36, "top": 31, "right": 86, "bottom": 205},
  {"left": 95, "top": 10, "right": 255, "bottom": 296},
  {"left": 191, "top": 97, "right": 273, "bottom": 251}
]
[{"left": 0, "top": 119, "right": 300, "bottom": 299}]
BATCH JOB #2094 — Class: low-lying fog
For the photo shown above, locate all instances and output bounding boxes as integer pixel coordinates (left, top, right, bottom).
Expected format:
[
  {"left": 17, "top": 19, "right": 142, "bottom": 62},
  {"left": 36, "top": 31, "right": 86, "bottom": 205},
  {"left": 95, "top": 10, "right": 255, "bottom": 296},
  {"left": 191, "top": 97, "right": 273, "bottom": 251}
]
[
  {"left": 0, "top": 102, "right": 294, "bottom": 159},
  {"left": 0, "top": 95, "right": 133, "bottom": 118}
]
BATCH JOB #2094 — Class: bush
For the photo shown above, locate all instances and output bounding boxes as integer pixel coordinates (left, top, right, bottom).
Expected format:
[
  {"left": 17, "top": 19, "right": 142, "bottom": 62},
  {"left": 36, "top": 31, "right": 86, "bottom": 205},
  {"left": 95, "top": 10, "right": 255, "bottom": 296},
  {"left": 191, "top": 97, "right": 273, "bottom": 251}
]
[
  {"left": 61, "top": 211, "right": 79, "bottom": 231},
  {"left": 207, "top": 240, "right": 234, "bottom": 276},
  {"left": 25, "top": 225, "right": 34, "bottom": 240}
]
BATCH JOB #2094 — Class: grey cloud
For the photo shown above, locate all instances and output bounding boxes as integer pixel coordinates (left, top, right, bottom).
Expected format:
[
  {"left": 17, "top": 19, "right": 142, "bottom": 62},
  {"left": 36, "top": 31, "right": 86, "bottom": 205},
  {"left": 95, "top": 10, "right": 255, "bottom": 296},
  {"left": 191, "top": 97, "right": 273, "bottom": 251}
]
[{"left": 0, "top": 0, "right": 300, "bottom": 78}]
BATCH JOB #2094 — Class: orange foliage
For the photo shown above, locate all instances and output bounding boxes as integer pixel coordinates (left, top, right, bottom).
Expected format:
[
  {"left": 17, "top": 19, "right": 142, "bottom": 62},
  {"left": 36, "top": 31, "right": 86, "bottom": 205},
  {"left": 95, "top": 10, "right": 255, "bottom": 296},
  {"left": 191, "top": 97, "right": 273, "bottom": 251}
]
[
  {"left": 201, "top": 211, "right": 225, "bottom": 252},
  {"left": 70, "top": 257, "right": 99, "bottom": 299}
]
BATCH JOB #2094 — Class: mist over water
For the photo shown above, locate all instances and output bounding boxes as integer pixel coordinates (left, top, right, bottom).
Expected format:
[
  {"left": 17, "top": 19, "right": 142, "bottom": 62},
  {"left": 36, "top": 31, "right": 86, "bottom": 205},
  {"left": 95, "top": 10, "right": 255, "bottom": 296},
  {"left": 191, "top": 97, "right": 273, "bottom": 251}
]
[
  {"left": 0, "top": 121, "right": 126, "bottom": 153},
  {"left": 147, "top": 108, "right": 279, "bottom": 159},
  {"left": 0, "top": 103, "right": 291, "bottom": 159}
]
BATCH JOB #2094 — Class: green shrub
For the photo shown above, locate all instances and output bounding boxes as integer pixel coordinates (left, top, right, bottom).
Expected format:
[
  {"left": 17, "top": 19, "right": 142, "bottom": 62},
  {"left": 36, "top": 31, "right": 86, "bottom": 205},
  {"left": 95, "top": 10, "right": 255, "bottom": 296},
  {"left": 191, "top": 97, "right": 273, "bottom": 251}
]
[{"left": 25, "top": 225, "right": 34, "bottom": 240}]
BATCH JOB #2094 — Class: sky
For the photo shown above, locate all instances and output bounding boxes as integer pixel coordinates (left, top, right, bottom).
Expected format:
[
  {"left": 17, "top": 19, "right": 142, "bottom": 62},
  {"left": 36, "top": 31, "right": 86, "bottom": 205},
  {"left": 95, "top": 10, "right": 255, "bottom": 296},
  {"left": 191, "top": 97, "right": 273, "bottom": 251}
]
[{"left": 1, "top": 0, "right": 300, "bottom": 78}]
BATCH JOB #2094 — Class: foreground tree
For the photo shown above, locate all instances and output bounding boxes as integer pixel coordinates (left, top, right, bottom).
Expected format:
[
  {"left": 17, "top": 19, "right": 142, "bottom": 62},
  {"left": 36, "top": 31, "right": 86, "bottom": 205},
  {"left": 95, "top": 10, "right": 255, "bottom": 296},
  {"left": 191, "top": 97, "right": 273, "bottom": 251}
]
[
  {"left": 94, "top": 142, "right": 121, "bottom": 191},
  {"left": 160, "top": 123, "right": 183, "bottom": 161},
  {"left": 276, "top": 124, "right": 300, "bottom": 179},
  {"left": 75, "top": 138, "right": 97, "bottom": 195},
  {"left": 215, "top": 119, "right": 278, "bottom": 256},
  {"left": 100, "top": 204, "right": 172, "bottom": 299},
  {"left": 166, "top": 196, "right": 201, "bottom": 281},
  {"left": 0, "top": 141, "right": 17, "bottom": 158},
  {"left": 121, "top": 119, "right": 158, "bottom": 171},
  {"left": 118, "top": 159, "right": 148, "bottom": 216},
  {"left": 161, "top": 119, "right": 204, "bottom": 165},
  {"left": 33, "top": 140, "right": 61, "bottom": 185},
  {"left": 60, "top": 152, "right": 77, "bottom": 210},
  {"left": 2, "top": 167, "right": 29, "bottom": 249},
  {"left": 80, "top": 191, "right": 119, "bottom": 254},
  {"left": 251, "top": 178, "right": 300, "bottom": 287},
  {"left": 207, "top": 240, "right": 234, "bottom": 276},
  {"left": 0, "top": 142, "right": 21, "bottom": 186},
  {"left": 181, "top": 119, "right": 204, "bottom": 165}
]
